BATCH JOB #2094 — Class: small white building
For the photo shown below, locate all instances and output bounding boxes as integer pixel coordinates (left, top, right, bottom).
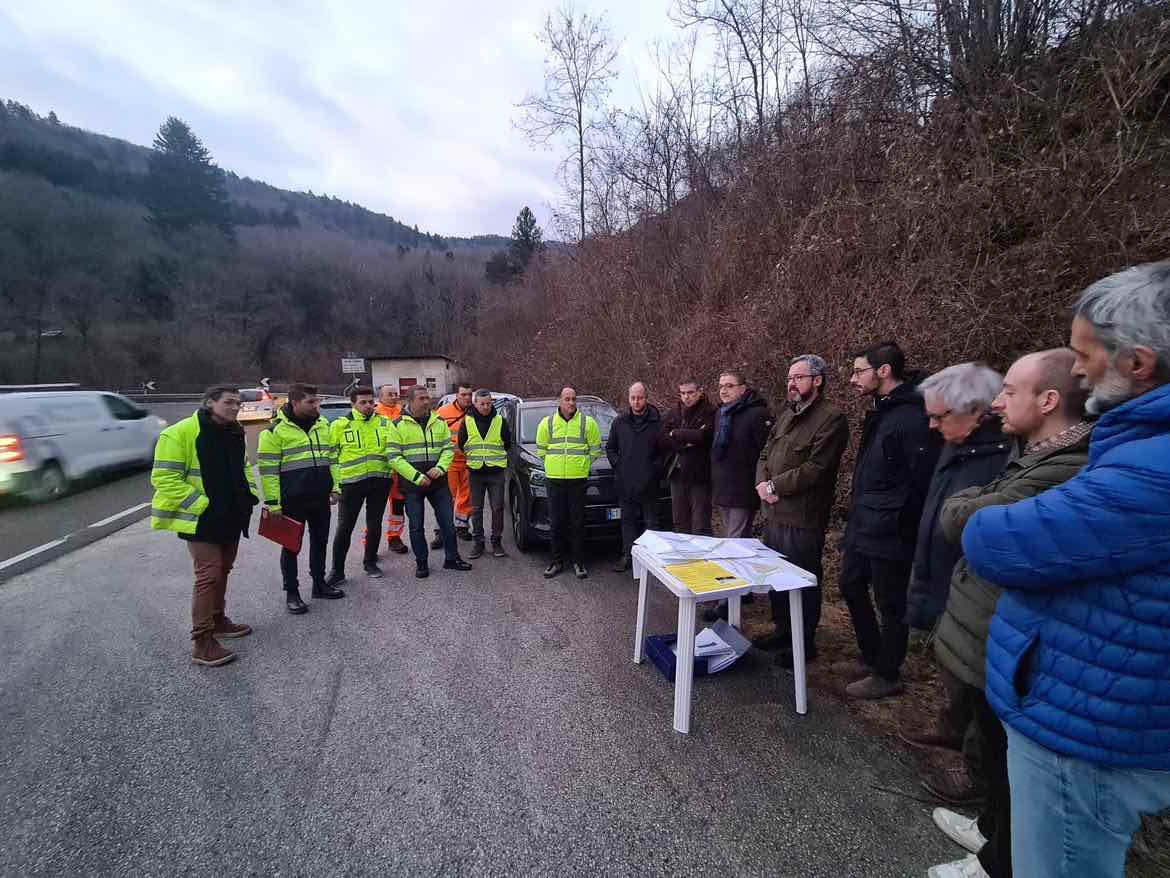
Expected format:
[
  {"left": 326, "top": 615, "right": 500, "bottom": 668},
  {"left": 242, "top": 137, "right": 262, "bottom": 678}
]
[{"left": 367, "top": 354, "right": 470, "bottom": 399}]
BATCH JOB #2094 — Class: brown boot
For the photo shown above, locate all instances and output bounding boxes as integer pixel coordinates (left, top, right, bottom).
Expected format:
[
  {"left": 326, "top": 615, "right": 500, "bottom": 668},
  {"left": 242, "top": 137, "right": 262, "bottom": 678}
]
[
  {"left": 212, "top": 615, "right": 252, "bottom": 639},
  {"left": 192, "top": 635, "right": 237, "bottom": 667},
  {"left": 922, "top": 762, "right": 986, "bottom": 806}
]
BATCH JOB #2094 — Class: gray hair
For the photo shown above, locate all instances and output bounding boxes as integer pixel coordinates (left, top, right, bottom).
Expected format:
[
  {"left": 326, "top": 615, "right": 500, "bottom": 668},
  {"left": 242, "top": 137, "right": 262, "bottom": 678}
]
[
  {"left": 919, "top": 362, "right": 1003, "bottom": 414},
  {"left": 473, "top": 388, "right": 493, "bottom": 401},
  {"left": 790, "top": 354, "right": 827, "bottom": 377},
  {"left": 1075, "top": 261, "right": 1170, "bottom": 379}
]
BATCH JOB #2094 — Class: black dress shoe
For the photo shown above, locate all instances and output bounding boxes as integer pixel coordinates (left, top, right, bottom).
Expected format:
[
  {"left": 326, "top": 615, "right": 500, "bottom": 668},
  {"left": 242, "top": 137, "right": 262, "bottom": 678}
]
[
  {"left": 415, "top": 564, "right": 430, "bottom": 579},
  {"left": 775, "top": 645, "right": 818, "bottom": 665},
  {"left": 573, "top": 563, "right": 588, "bottom": 579},
  {"left": 702, "top": 602, "right": 729, "bottom": 623},
  {"left": 324, "top": 570, "right": 347, "bottom": 588},
  {"left": 429, "top": 532, "right": 442, "bottom": 550},
  {"left": 311, "top": 581, "right": 345, "bottom": 599},
  {"left": 456, "top": 526, "right": 474, "bottom": 542},
  {"left": 751, "top": 632, "right": 791, "bottom": 651},
  {"left": 444, "top": 558, "right": 473, "bottom": 571},
  {"left": 286, "top": 591, "right": 309, "bottom": 614},
  {"left": 362, "top": 562, "right": 384, "bottom": 578},
  {"left": 543, "top": 562, "right": 563, "bottom": 578},
  {"left": 387, "top": 536, "right": 409, "bottom": 554}
]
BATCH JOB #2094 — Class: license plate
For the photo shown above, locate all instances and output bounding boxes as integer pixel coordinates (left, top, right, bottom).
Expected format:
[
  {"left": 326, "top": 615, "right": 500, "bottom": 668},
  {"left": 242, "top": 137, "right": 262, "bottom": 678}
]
[{"left": 606, "top": 507, "right": 621, "bottom": 520}]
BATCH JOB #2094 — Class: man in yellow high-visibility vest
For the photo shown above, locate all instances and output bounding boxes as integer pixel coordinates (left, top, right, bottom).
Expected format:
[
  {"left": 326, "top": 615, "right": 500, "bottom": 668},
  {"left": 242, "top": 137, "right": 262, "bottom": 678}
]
[
  {"left": 457, "top": 389, "right": 512, "bottom": 559},
  {"left": 535, "top": 386, "right": 602, "bottom": 579}
]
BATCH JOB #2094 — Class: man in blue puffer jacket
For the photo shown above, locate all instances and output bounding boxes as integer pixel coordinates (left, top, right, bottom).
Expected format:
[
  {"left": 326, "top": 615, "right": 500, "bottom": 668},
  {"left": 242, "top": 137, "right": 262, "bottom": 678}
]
[{"left": 962, "top": 260, "right": 1170, "bottom": 878}]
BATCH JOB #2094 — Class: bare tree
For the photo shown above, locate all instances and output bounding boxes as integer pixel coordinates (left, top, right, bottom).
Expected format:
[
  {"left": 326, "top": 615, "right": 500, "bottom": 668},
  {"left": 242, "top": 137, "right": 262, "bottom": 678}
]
[{"left": 516, "top": 4, "right": 619, "bottom": 242}]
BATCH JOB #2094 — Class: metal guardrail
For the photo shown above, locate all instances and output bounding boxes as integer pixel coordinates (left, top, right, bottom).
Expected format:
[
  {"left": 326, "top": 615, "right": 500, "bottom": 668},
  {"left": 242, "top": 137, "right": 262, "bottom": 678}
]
[{"left": 120, "top": 393, "right": 204, "bottom": 402}]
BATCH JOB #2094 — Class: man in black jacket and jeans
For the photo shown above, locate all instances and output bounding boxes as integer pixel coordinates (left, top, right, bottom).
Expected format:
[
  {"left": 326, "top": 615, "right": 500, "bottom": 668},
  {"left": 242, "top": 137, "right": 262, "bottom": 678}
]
[
  {"left": 838, "top": 341, "right": 941, "bottom": 699},
  {"left": 607, "top": 382, "right": 663, "bottom": 572},
  {"left": 660, "top": 378, "right": 717, "bottom": 535}
]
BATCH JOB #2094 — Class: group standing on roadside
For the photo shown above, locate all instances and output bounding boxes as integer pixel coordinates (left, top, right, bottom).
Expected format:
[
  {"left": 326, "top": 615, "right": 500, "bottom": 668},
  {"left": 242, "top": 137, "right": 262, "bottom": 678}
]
[{"left": 151, "top": 260, "right": 1170, "bottom": 878}]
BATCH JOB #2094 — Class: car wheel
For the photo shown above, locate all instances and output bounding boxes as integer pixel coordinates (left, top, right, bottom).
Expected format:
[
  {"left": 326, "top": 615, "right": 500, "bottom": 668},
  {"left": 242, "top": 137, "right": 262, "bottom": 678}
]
[
  {"left": 509, "top": 481, "right": 531, "bottom": 552},
  {"left": 30, "top": 462, "right": 67, "bottom": 503}
]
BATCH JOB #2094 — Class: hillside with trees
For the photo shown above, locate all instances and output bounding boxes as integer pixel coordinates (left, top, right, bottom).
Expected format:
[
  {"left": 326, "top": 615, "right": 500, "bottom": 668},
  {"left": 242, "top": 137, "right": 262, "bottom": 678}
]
[
  {"left": 471, "top": 1, "right": 1170, "bottom": 413},
  {"left": 0, "top": 103, "right": 515, "bottom": 388}
]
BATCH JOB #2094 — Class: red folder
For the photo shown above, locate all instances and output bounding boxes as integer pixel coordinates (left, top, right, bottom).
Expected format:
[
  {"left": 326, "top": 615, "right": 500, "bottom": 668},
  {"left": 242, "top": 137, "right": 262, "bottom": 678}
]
[{"left": 259, "top": 512, "right": 304, "bottom": 553}]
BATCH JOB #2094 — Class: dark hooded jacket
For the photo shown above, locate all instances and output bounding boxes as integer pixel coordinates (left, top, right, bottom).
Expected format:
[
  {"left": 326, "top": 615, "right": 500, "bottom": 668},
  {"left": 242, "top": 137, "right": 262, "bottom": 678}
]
[
  {"left": 709, "top": 390, "right": 773, "bottom": 509},
  {"left": 606, "top": 404, "right": 664, "bottom": 501},
  {"left": 904, "top": 416, "right": 1012, "bottom": 630},
  {"left": 842, "top": 379, "right": 941, "bottom": 561}
]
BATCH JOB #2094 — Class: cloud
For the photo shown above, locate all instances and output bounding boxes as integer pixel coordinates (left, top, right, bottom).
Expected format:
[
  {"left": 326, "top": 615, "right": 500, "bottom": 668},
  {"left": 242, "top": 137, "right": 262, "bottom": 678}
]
[{"left": 2, "top": 1, "right": 684, "bottom": 237}]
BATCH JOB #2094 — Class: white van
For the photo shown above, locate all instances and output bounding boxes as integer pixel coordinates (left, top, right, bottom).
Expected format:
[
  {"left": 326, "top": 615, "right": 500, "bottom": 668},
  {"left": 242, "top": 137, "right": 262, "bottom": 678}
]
[{"left": 0, "top": 391, "right": 166, "bottom": 502}]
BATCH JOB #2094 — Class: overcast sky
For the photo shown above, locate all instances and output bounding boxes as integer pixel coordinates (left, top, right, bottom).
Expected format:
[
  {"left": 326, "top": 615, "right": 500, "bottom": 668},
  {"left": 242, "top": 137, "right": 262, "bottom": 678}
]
[{"left": 1, "top": 1, "right": 685, "bottom": 238}]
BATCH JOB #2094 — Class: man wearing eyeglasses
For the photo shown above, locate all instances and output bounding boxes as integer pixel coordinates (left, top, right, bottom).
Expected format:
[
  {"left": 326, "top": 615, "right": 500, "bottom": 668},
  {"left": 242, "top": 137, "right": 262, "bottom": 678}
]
[
  {"left": 836, "top": 340, "right": 940, "bottom": 699},
  {"left": 753, "top": 355, "right": 850, "bottom": 664}
]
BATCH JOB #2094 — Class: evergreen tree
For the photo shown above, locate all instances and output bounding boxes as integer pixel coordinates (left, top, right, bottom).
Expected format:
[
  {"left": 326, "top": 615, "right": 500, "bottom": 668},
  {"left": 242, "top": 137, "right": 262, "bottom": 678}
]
[
  {"left": 144, "top": 117, "right": 234, "bottom": 237},
  {"left": 508, "top": 206, "right": 544, "bottom": 272}
]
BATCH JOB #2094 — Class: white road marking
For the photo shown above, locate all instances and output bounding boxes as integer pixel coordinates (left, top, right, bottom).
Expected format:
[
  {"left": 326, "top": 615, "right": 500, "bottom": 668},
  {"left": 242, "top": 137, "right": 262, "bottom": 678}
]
[
  {"left": 0, "top": 538, "right": 69, "bottom": 571},
  {"left": 88, "top": 502, "right": 150, "bottom": 529}
]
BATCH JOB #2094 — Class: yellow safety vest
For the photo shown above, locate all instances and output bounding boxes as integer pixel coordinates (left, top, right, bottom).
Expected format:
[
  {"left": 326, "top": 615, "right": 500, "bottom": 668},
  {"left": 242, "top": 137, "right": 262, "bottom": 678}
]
[
  {"left": 536, "top": 410, "right": 602, "bottom": 479},
  {"left": 464, "top": 415, "right": 507, "bottom": 470}
]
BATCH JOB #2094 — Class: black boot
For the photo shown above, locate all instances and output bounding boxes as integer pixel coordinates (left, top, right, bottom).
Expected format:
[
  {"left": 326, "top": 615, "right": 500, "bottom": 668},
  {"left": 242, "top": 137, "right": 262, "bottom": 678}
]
[
  {"left": 387, "top": 536, "right": 409, "bottom": 554},
  {"left": 416, "top": 562, "right": 430, "bottom": 579},
  {"left": 456, "top": 526, "right": 474, "bottom": 542},
  {"left": 324, "top": 570, "right": 346, "bottom": 589},
  {"left": 612, "top": 555, "right": 631, "bottom": 573},
  {"left": 491, "top": 541, "right": 507, "bottom": 558},
  {"left": 286, "top": 589, "right": 309, "bottom": 614},
  {"left": 312, "top": 579, "right": 345, "bottom": 599},
  {"left": 469, "top": 542, "right": 485, "bottom": 559},
  {"left": 362, "top": 561, "right": 384, "bottom": 578}
]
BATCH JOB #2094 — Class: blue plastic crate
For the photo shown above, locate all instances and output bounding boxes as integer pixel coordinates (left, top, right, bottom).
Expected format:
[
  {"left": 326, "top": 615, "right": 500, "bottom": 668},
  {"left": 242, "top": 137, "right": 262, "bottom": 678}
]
[{"left": 643, "top": 633, "right": 709, "bottom": 683}]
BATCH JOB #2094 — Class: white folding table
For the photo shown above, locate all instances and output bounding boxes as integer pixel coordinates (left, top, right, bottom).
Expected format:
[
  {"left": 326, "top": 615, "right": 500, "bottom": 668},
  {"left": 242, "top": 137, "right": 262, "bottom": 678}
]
[{"left": 631, "top": 542, "right": 817, "bottom": 734}]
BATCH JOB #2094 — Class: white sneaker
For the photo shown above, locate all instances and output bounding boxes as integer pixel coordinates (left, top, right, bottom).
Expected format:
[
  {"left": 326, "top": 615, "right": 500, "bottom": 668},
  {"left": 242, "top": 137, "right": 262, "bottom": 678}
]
[
  {"left": 927, "top": 854, "right": 989, "bottom": 878},
  {"left": 932, "top": 807, "right": 988, "bottom": 853}
]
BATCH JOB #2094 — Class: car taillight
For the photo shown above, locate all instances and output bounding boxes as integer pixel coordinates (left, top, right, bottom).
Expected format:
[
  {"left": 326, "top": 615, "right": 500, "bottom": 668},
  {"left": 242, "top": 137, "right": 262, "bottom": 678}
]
[
  {"left": 261, "top": 390, "right": 272, "bottom": 400},
  {"left": 0, "top": 434, "right": 25, "bottom": 463}
]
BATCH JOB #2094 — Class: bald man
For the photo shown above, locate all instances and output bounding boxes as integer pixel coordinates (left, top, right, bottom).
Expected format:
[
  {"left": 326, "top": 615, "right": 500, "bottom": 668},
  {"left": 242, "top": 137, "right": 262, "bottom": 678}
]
[{"left": 607, "top": 381, "right": 665, "bottom": 572}]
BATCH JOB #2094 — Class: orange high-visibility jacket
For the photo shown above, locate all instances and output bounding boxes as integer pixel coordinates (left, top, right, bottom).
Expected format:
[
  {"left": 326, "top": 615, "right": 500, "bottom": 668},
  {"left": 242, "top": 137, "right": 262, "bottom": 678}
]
[{"left": 436, "top": 401, "right": 470, "bottom": 465}]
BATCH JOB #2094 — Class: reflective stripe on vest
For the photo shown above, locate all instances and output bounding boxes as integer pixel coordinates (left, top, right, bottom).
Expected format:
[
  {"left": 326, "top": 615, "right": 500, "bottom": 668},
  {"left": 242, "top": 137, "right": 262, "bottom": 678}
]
[{"left": 464, "top": 415, "right": 507, "bottom": 469}]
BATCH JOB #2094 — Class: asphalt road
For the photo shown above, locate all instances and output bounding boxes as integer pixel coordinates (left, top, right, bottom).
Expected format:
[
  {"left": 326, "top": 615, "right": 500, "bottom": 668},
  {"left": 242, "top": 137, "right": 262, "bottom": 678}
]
[
  {"left": 0, "top": 403, "right": 259, "bottom": 566},
  {"left": 0, "top": 516, "right": 955, "bottom": 876}
]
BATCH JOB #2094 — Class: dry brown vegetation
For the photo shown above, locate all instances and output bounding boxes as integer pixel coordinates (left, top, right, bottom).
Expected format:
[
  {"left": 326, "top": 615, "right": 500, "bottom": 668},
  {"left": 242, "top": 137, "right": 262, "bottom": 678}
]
[{"left": 467, "top": 3, "right": 1170, "bottom": 868}]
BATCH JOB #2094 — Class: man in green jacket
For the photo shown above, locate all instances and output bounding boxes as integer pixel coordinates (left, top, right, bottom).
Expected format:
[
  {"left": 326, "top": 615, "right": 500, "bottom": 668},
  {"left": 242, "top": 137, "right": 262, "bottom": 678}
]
[
  {"left": 258, "top": 383, "right": 341, "bottom": 614},
  {"left": 754, "top": 355, "right": 850, "bottom": 665},
  {"left": 926, "top": 349, "right": 1091, "bottom": 878},
  {"left": 387, "top": 385, "right": 473, "bottom": 578},
  {"left": 150, "top": 385, "right": 258, "bottom": 667},
  {"left": 326, "top": 384, "right": 393, "bottom": 586}
]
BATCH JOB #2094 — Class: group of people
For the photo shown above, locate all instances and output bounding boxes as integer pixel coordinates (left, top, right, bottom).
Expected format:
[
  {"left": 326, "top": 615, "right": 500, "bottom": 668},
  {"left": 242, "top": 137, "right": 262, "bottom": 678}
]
[
  {"left": 150, "top": 381, "right": 508, "bottom": 662},
  {"left": 150, "top": 260, "right": 1170, "bottom": 878}
]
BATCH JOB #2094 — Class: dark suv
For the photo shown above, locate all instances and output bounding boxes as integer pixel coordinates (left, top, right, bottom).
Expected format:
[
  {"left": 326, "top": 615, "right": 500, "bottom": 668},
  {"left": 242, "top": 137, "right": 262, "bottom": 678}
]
[{"left": 499, "top": 395, "right": 671, "bottom": 551}]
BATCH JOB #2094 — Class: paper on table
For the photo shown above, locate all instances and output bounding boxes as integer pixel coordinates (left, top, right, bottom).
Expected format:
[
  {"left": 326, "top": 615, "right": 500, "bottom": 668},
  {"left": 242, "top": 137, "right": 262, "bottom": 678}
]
[
  {"left": 635, "top": 530, "right": 760, "bottom": 561},
  {"left": 663, "top": 560, "right": 748, "bottom": 593}
]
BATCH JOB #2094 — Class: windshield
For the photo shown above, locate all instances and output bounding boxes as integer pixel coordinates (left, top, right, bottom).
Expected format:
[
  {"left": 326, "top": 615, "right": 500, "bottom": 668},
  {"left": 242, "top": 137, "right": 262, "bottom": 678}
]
[
  {"left": 240, "top": 390, "right": 266, "bottom": 402},
  {"left": 519, "top": 401, "right": 617, "bottom": 444}
]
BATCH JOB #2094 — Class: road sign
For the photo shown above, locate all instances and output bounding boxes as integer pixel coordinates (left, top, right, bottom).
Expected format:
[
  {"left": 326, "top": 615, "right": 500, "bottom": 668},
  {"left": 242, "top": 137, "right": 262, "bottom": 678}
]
[
  {"left": 341, "top": 358, "right": 365, "bottom": 374},
  {"left": 142, "top": 381, "right": 156, "bottom": 393},
  {"left": 259, "top": 377, "right": 271, "bottom": 389}
]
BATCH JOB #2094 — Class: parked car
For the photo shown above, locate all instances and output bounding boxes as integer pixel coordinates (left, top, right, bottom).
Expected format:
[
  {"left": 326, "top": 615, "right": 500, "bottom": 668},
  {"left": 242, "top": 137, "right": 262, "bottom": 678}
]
[
  {"left": 237, "top": 387, "right": 276, "bottom": 423},
  {"left": 499, "top": 395, "right": 671, "bottom": 551},
  {"left": 435, "top": 391, "right": 520, "bottom": 410},
  {"left": 0, "top": 391, "right": 166, "bottom": 502},
  {"left": 318, "top": 397, "right": 354, "bottom": 422}
]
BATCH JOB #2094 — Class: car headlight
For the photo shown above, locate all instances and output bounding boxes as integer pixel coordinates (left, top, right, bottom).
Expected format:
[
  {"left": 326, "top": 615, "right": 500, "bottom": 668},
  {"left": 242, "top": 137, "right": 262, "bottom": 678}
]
[{"left": 529, "top": 469, "right": 547, "bottom": 486}]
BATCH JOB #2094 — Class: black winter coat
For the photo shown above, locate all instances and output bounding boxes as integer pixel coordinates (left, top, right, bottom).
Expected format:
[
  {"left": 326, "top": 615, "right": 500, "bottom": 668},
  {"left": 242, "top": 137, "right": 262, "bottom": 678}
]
[
  {"left": 710, "top": 391, "right": 774, "bottom": 509},
  {"left": 180, "top": 409, "right": 257, "bottom": 544},
  {"left": 660, "top": 397, "right": 717, "bottom": 485},
  {"left": 607, "top": 405, "right": 663, "bottom": 501},
  {"left": 842, "top": 381, "right": 941, "bottom": 561},
  {"left": 904, "top": 417, "right": 1012, "bottom": 630}
]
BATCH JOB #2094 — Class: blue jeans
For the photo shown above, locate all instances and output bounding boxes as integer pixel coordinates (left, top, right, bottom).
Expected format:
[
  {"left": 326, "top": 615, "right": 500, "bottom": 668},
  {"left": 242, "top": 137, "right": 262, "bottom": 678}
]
[
  {"left": 1007, "top": 725, "right": 1170, "bottom": 877},
  {"left": 404, "top": 480, "right": 458, "bottom": 566}
]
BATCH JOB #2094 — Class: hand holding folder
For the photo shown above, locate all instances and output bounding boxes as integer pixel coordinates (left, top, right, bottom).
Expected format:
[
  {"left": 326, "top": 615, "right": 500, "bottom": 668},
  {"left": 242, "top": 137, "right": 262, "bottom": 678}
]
[{"left": 259, "top": 510, "right": 304, "bottom": 553}]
